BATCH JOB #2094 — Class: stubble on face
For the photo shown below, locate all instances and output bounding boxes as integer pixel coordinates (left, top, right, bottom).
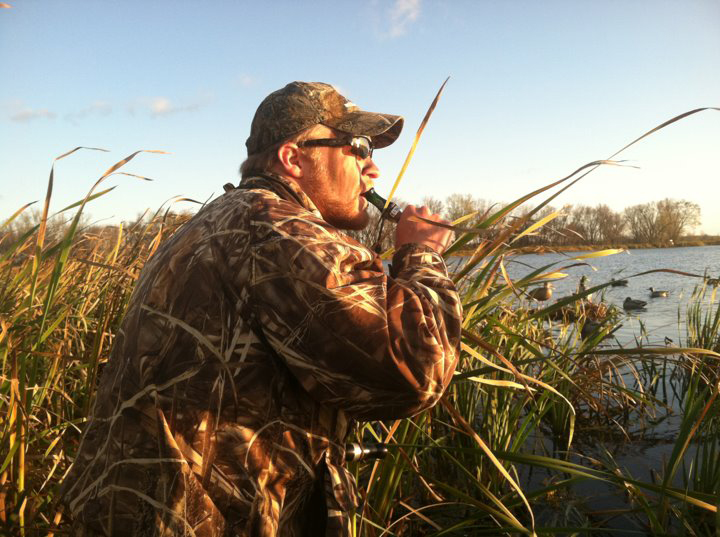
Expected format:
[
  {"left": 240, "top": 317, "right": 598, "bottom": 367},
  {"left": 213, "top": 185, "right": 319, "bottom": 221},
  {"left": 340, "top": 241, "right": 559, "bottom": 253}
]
[{"left": 302, "top": 149, "right": 370, "bottom": 231}]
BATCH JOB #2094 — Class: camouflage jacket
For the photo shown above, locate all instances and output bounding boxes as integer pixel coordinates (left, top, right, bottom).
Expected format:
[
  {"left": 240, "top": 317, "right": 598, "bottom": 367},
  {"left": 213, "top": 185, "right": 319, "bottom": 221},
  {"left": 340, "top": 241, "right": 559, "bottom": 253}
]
[{"left": 62, "top": 173, "right": 463, "bottom": 536}]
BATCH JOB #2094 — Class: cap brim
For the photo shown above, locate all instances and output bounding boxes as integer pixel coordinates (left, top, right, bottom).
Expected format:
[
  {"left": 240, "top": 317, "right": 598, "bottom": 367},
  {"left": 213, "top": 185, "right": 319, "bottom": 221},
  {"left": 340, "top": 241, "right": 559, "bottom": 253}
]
[{"left": 323, "top": 111, "right": 404, "bottom": 149}]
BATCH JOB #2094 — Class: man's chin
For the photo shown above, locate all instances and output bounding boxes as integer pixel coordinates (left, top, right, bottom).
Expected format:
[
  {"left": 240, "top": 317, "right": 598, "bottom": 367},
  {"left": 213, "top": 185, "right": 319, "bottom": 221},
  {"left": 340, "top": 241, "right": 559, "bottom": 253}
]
[{"left": 327, "top": 209, "right": 370, "bottom": 231}]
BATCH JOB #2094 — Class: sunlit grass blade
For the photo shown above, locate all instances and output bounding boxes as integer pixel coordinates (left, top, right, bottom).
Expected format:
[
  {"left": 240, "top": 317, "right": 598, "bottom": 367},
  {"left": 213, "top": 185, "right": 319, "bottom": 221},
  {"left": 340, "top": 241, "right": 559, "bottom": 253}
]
[
  {"left": 607, "top": 107, "right": 720, "bottom": 161},
  {"left": 570, "top": 249, "right": 625, "bottom": 260},
  {"left": 6, "top": 108, "right": 720, "bottom": 533},
  {"left": 511, "top": 210, "right": 563, "bottom": 244},
  {"left": 385, "top": 77, "right": 449, "bottom": 207},
  {"left": 441, "top": 399, "right": 537, "bottom": 536},
  {"left": 1, "top": 201, "right": 38, "bottom": 231}
]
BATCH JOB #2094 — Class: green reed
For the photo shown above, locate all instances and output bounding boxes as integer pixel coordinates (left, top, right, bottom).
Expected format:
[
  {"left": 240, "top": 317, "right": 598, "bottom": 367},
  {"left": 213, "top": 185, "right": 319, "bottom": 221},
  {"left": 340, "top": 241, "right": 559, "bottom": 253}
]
[{"left": 2, "top": 122, "right": 720, "bottom": 535}]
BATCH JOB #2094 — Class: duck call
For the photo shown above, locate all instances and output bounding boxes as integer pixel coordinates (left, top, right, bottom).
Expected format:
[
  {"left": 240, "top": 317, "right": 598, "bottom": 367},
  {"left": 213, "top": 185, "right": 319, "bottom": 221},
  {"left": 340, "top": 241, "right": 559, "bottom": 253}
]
[{"left": 363, "top": 188, "right": 402, "bottom": 223}]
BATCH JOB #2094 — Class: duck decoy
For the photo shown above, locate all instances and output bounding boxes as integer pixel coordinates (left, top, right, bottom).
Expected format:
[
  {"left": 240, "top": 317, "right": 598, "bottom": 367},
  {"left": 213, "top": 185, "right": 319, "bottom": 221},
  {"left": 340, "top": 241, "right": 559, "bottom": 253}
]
[
  {"left": 580, "top": 319, "right": 602, "bottom": 340},
  {"left": 623, "top": 297, "right": 647, "bottom": 310},
  {"left": 578, "top": 275, "right": 588, "bottom": 292},
  {"left": 578, "top": 275, "right": 592, "bottom": 301},
  {"left": 610, "top": 278, "right": 628, "bottom": 287},
  {"left": 580, "top": 319, "right": 622, "bottom": 341},
  {"left": 528, "top": 282, "right": 553, "bottom": 302},
  {"left": 648, "top": 287, "right": 668, "bottom": 298}
]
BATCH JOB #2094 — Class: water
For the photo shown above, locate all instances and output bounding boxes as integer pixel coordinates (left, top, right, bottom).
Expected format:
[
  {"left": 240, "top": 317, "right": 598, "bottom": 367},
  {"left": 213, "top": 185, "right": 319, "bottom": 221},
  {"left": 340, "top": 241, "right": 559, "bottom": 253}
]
[
  {"left": 452, "top": 246, "right": 720, "bottom": 531},
  {"left": 466, "top": 245, "right": 720, "bottom": 346}
]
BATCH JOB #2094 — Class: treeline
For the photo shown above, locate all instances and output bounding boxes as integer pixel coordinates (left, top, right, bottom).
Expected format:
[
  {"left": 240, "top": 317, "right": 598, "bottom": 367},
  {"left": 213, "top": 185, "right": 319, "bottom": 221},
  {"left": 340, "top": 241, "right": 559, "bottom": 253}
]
[
  {"left": 3, "top": 196, "right": 702, "bottom": 255},
  {"left": 348, "top": 195, "right": 702, "bottom": 251},
  {"left": 1, "top": 209, "right": 192, "bottom": 258}
]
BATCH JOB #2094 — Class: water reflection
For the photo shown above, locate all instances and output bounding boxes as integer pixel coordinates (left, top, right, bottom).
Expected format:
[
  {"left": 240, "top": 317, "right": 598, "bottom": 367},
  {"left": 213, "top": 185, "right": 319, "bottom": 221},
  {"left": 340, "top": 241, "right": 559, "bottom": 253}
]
[
  {"left": 451, "top": 245, "right": 720, "bottom": 346},
  {"left": 449, "top": 245, "right": 720, "bottom": 531}
]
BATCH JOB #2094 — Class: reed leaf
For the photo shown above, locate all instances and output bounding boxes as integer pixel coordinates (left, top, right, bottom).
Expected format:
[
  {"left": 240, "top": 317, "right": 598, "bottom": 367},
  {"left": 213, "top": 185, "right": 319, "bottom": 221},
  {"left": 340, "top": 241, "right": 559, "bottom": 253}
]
[{"left": 385, "top": 77, "right": 449, "bottom": 208}]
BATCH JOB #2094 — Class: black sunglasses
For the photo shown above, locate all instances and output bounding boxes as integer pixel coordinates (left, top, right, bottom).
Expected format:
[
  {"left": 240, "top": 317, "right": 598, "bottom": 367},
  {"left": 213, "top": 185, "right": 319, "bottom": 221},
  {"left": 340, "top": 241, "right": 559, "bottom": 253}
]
[{"left": 297, "top": 135, "right": 374, "bottom": 159}]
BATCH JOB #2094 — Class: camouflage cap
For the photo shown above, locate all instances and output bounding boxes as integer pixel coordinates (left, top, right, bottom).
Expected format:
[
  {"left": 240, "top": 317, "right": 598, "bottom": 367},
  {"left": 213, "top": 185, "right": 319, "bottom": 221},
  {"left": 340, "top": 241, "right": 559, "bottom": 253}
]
[{"left": 246, "top": 82, "right": 404, "bottom": 156}]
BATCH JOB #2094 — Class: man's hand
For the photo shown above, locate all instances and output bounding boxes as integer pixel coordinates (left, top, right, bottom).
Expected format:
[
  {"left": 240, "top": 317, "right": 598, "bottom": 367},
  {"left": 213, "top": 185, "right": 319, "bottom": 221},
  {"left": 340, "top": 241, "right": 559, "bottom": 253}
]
[{"left": 395, "top": 205, "right": 454, "bottom": 254}]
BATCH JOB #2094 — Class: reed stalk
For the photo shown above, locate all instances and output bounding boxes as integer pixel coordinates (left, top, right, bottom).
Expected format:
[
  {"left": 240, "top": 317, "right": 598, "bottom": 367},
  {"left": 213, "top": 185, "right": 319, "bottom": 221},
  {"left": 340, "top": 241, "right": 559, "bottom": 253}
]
[{"left": 2, "top": 106, "right": 720, "bottom": 534}]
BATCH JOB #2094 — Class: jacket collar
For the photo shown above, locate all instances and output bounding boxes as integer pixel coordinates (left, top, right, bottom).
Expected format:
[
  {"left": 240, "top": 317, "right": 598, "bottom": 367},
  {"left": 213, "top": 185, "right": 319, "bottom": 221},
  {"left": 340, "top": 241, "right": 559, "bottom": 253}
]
[{"left": 238, "top": 172, "right": 321, "bottom": 218}]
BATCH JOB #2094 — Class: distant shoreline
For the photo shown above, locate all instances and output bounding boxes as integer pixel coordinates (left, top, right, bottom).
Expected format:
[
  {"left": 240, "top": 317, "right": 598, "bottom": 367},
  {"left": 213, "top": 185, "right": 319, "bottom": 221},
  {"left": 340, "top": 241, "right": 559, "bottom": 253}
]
[{"left": 453, "top": 238, "right": 720, "bottom": 257}]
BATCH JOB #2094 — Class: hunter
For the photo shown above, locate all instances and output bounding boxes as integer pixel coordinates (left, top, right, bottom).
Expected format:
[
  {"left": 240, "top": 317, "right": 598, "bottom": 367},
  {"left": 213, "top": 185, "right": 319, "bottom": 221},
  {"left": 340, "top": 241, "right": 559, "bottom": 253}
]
[{"left": 62, "top": 81, "right": 463, "bottom": 536}]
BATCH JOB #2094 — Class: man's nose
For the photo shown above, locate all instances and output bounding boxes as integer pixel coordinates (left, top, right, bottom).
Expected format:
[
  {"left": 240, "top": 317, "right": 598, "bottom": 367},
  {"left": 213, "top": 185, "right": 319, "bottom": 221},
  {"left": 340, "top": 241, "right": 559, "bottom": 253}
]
[{"left": 362, "top": 157, "right": 380, "bottom": 183}]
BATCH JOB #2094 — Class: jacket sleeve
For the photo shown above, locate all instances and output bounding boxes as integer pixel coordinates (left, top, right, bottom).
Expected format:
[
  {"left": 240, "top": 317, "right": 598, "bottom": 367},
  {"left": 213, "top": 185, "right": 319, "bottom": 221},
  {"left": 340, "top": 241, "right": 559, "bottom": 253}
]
[{"left": 247, "top": 197, "right": 463, "bottom": 421}]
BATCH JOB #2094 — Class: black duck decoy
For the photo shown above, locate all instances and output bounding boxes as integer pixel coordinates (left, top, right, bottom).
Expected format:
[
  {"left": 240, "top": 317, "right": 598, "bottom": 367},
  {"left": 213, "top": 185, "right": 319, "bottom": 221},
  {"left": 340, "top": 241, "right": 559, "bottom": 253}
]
[
  {"left": 578, "top": 275, "right": 588, "bottom": 291},
  {"left": 610, "top": 278, "right": 628, "bottom": 287},
  {"left": 580, "top": 319, "right": 622, "bottom": 341},
  {"left": 578, "top": 276, "right": 592, "bottom": 300},
  {"left": 623, "top": 297, "right": 647, "bottom": 310},
  {"left": 580, "top": 319, "right": 602, "bottom": 340}
]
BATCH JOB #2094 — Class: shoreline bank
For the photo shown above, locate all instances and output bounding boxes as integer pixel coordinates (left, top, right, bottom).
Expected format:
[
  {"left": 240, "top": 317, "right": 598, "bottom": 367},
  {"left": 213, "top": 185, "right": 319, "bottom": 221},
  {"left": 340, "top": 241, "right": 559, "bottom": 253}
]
[{"left": 453, "top": 238, "right": 720, "bottom": 257}]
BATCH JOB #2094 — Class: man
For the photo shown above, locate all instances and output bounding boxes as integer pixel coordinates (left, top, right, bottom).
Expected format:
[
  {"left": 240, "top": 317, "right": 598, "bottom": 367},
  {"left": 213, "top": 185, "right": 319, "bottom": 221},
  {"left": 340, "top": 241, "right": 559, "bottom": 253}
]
[{"left": 63, "top": 81, "right": 462, "bottom": 536}]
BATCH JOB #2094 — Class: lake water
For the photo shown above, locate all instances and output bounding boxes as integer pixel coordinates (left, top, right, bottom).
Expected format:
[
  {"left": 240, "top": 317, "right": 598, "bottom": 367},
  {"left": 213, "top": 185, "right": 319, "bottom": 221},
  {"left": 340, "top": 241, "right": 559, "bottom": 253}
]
[
  {"left": 451, "top": 246, "right": 720, "bottom": 530},
  {"left": 455, "top": 245, "right": 720, "bottom": 347}
]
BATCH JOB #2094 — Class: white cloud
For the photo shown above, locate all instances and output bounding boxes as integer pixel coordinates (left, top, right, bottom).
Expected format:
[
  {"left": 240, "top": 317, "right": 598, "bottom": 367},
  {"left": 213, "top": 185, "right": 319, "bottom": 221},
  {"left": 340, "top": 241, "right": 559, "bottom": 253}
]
[
  {"left": 65, "top": 101, "right": 113, "bottom": 123},
  {"left": 9, "top": 106, "right": 56, "bottom": 122},
  {"left": 127, "top": 96, "right": 204, "bottom": 118},
  {"left": 5, "top": 100, "right": 114, "bottom": 123},
  {"left": 389, "top": 0, "right": 421, "bottom": 38},
  {"left": 150, "top": 97, "right": 173, "bottom": 116},
  {"left": 86, "top": 101, "right": 112, "bottom": 115},
  {"left": 236, "top": 74, "right": 257, "bottom": 88},
  {"left": 150, "top": 97, "right": 201, "bottom": 117}
]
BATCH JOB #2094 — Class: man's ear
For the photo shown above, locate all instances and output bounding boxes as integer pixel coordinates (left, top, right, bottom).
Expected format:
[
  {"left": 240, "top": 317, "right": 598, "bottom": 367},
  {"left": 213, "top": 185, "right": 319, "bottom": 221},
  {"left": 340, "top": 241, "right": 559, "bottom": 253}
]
[{"left": 277, "top": 142, "right": 303, "bottom": 180}]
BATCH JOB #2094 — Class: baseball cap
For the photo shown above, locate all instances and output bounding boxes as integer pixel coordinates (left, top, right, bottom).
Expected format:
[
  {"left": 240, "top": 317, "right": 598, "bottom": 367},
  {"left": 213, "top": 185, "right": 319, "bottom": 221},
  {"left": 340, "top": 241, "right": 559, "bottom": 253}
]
[{"left": 245, "top": 81, "right": 404, "bottom": 156}]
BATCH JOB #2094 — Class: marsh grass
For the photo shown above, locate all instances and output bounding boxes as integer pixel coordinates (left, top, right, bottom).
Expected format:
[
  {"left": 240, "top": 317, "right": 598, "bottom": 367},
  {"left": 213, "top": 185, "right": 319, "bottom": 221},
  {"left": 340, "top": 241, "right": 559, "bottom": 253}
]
[
  {"left": 0, "top": 149, "right": 192, "bottom": 534},
  {"left": 2, "top": 108, "right": 720, "bottom": 535}
]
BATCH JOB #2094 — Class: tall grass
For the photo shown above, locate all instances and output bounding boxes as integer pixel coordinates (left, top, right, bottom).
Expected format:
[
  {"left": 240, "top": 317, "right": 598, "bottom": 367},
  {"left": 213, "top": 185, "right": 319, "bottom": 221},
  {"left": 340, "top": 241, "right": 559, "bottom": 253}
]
[
  {"left": 0, "top": 149, "right": 189, "bottom": 534},
  {"left": 2, "top": 107, "right": 720, "bottom": 535}
]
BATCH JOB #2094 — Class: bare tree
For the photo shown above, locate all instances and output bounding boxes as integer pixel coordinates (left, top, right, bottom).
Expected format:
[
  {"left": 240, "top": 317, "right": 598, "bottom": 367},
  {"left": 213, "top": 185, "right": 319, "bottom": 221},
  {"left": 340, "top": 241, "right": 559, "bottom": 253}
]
[
  {"left": 348, "top": 194, "right": 699, "bottom": 250},
  {"left": 625, "top": 199, "right": 700, "bottom": 243},
  {"left": 568, "top": 204, "right": 626, "bottom": 244},
  {"left": 595, "top": 204, "right": 626, "bottom": 243},
  {"left": 442, "top": 194, "right": 493, "bottom": 247},
  {"left": 624, "top": 203, "right": 657, "bottom": 243},
  {"left": 6, "top": 208, "right": 91, "bottom": 246},
  {"left": 656, "top": 198, "right": 700, "bottom": 242},
  {"left": 421, "top": 196, "right": 444, "bottom": 216},
  {"left": 568, "top": 205, "right": 594, "bottom": 243},
  {"left": 534, "top": 204, "right": 573, "bottom": 245},
  {"left": 444, "top": 193, "right": 479, "bottom": 223}
]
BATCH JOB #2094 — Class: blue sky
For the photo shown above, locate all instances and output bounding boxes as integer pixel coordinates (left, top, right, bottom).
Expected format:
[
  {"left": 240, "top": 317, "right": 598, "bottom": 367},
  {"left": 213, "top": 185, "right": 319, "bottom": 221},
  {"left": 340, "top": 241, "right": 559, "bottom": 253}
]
[{"left": 2, "top": 0, "right": 719, "bottom": 232}]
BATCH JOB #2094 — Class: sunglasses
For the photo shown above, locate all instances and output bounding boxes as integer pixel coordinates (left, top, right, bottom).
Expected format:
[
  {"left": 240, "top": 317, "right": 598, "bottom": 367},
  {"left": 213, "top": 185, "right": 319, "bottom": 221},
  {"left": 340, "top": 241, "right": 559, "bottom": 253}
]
[{"left": 297, "top": 135, "right": 374, "bottom": 159}]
